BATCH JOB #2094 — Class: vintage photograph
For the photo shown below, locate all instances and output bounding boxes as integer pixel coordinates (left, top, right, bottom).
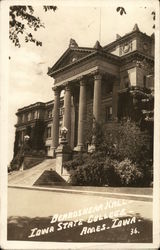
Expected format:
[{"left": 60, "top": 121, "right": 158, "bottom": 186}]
[{"left": 0, "top": 0, "right": 160, "bottom": 249}]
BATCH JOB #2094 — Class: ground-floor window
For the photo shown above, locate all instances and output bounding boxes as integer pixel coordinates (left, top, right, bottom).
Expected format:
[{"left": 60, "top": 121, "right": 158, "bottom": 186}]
[
  {"left": 46, "top": 127, "right": 51, "bottom": 138},
  {"left": 45, "top": 146, "right": 51, "bottom": 155},
  {"left": 105, "top": 106, "right": 112, "bottom": 121}
]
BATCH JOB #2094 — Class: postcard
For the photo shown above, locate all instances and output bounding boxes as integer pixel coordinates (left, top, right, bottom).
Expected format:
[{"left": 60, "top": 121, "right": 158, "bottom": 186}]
[{"left": 0, "top": 0, "right": 160, "bottom": 249}]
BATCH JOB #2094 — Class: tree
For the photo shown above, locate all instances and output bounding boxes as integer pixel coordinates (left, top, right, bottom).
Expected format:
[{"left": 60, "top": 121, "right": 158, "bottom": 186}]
[
  {"left": 116, "top": 7, "right": 127, "bottom": 15},
  {"left": 13, "top": 130, "right": 20, "bottom": 157},
  {"left": 64, "top": 120, "right": 153, "bottom": 187},
  {"left": 10, "top": 5, "right": 155, "bottom": 48},
  {"left": 9, "top": 5, "right": 57, "bottom": 47}
]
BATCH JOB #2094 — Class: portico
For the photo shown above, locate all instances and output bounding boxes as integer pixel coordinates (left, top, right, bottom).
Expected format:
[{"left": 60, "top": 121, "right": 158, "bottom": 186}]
[{"left": 49, "top": 42, "right": 120, "bottom": 155}]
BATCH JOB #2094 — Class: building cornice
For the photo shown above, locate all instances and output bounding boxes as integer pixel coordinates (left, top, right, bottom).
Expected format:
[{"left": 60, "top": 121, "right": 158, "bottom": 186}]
[
  {"left": 17, "top": 102, "right": 46, "bottom": 114},
  {"left": 48, "top": 28, "right": 154, "bottom": 78},
  {"left": 48, "top": 47, "right": 95, "bottom": 75},
  {"left": 120, "top": 50, "right": 154, "bottom": 65},
  {"left": 103, "top": 30, "right": 153, "bottom": 51},
  {"left": 16, "top": 97, "right": 64, "bottom": 115},
  {"left": 15, "top": 119, "right": 40, "bottom": 128},
  {"left": 48, "top": 49, "right": 154, "bottom": 79},
  {"left": 48, "top": 50, "right": 120, "bottom": 77}
]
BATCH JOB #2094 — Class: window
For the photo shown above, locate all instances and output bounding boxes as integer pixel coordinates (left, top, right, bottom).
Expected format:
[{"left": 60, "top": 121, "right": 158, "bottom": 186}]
[
  {"left": 37, "top": 111, "right": 39, "bottom": 119},
  {"left": 124, "top": 81, "right": 129, "bottom": 88},
  {"left": 33, "top": 110, "right": 38, "bottom": 119},
  {"left": 27, "top": 112, "right": 31, "bottom": 121},
  {"left": 105, "top": 106, "right": 112, "bottom": 121},
  {"left": 21, "top": 130, "right": 25, "bottom": 142},
  {"left": 46, "top": 146, "right": 51, "bottom": 154},
  {"left": 48, "top": 110, "right": 52, "bottom": 118},
  {"left": 102, "top": 83, "right": 113, "bottom": 97},
  {"left": 18, "top": 115, "right": 22, "bottom": 124},
  {"left": 123, "top": 76, "right": 129, "bottom": 88},
  {"left": 59, "top": 107, "right": 64, "bottom": 116},
  {"left": 33, "top": 111, "right": 36, "bottom": 119},
  {"left": 46, "top": 127, "right": 51, "bottom": 138},
  {"left": 22, "top": 114, "right": 25, "bottom": 123},
  {"left": 143, "top": 75, "right": 147, "bottom": 88}
]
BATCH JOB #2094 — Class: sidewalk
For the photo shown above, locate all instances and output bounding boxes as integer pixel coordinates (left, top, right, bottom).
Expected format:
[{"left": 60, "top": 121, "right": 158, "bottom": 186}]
[
  {"left": 8, "top": 185, "right": 153, "bottom": 242},
  {"left": 8, "top": 184, "right": 153, "bottom": 202}
]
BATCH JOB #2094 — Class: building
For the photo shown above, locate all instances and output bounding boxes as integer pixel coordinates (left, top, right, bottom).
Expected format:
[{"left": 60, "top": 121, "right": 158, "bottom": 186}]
[{"left": 14, "top": 24, "right": 154, "bottom": 159}]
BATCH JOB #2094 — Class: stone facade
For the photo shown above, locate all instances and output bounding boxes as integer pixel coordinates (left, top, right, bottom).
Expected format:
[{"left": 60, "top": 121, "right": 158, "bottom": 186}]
[
  {"left": 14, "top": 99, "right": 64, "bottom": 157},
  {"left": 14, "top": 24, "right": 154, "bottom": 158}
]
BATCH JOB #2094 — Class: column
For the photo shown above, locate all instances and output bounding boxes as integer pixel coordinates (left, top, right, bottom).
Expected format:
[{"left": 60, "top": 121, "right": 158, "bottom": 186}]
[
  {"left": 76, "top": 77, "right": 87, "bottom": 151},
  {"left": 93, "top": 73, "right": 102, "bottom": 122},
  {"left": 112, "top": 77, "right": 119, "bottom": 120},
  {"left": 63, "top": 83, "right": 71, "bottom": 145},
  {"left": 52, "top": 86, "right": 60, "bottom": 154}
]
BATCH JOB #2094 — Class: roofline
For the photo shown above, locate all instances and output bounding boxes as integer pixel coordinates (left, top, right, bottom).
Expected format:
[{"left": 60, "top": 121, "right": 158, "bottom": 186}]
[
  {"left": 16, "top": 97, "right": 65, "bottom": 115},
  {"left": 103, "top": 30, "right": 153, "bottom": 50},
  {"left": 48, "top": 48, "right": 70, "bottom": 75},
  {"left": 48, "top": 29, "right": 153, "bottom": 76},
  {"left": 120, "top": 50, "right": 154, "bottom": 63},
  {"left": 17, "top": 102, "right": 46, "bottom": 113},
  {"left": 49, "top": 49, "right": 154, "bottom": 79},
  {"left": 48, "top": 50, "right": 120, "bottom": 77},
  {"left": 48, "top": 47, "right": 96, "bottom": 75},
  {"left": 76, "top": 47, "right": 95, "bottom": 51}
]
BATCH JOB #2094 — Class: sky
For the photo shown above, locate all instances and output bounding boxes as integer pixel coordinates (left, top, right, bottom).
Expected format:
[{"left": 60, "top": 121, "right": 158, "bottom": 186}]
[{"left": 3, "top": 0, "right": 157, "bottom": 162}]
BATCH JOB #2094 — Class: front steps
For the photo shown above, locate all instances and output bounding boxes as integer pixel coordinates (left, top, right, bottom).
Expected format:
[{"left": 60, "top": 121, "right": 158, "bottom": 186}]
[
  {"left": 33, "top": 170, "right": 68, "bottom": 186},
  {"left": 8, "top": 159, "right": 66, "bottom": 186}
]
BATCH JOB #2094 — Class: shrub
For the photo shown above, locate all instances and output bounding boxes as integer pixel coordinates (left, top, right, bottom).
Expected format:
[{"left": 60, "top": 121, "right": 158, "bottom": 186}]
[
  {"left": 103, "top": 120, "right": 153, "bottom": 165},
  {"left": 64, "top": 120, "right": 153, "bottom": 187},
  {"left": 65, "top": 152, "right": 149, "bottom": 187},
  {"left": 64, "top": 152, "right": 107, "bottom": 186},
  {"left": 114, "top": 158, "right": 143, "bottom": 187},
  {"left": 63, "top": 153, "right": 85, "bottom": 172},
  {"left": 103, "top": 158, "right": 121, "bottom": 186},
  {"left": 10, "top": 150, "right": 24, "bottom": 171},
  {"left": 69, "top": 156, "right": 107, "bottom": 186}
]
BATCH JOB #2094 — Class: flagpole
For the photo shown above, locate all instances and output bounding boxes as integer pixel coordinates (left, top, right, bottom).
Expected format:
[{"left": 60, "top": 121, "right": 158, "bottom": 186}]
[{"left": 99, "top": 7, "right": 101, "bottom": 43}]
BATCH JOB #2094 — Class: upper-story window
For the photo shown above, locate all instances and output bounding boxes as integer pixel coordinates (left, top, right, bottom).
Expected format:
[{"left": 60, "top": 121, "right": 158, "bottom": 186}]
[
  {"left": 22, "top": 114, "right": 25, "bottom": 123},
  {"left": 48, "top": 110, "right": 52, "bottom": 118},
  {"left": 18, "top": 115, "right": 22, "bottom": 124},
  {"left": 33, "top": 111, "right": 36, "bottom": 119},
  {"left": 27, "top": 112, "right": 31, "bottom": 121},
  {"left": 33, "top": 110, "right": 39, "bottom": 119}
]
